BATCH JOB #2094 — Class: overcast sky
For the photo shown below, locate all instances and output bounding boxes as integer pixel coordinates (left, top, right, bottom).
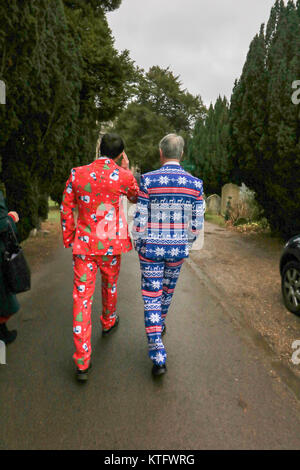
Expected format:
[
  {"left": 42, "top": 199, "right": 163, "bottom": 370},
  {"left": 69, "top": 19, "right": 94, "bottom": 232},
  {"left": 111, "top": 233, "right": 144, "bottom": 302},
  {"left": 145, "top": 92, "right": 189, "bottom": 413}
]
[{"left": 107, "top": 0, "right": 278, "bottom": 107}]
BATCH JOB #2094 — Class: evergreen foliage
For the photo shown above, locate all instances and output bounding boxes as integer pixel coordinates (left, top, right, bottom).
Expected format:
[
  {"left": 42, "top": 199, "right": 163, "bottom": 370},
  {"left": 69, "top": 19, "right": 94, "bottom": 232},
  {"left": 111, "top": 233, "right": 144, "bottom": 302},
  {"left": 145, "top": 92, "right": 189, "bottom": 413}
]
[
  {"left": 112, "top": 66, "right": 206, "bottom": 173},
  {"left": 0, "top": 0, "right": 132, "bottom": 240},
  {"left": 0, "top": 0, "right": 81, "bottom": 240},
  {"left": 1, "top": 0, "right": 299, "bottom": 241},
  {"left": 188, "top": 96, "right": 230, "bottom": 195},
  {"left": 229, "top": 0, "right": 300, "bottom": 238}
]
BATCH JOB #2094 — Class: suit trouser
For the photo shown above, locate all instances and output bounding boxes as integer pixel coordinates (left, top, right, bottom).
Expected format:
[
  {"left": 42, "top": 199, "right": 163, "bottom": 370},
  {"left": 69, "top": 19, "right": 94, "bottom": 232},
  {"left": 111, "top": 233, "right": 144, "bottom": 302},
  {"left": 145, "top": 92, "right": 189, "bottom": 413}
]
[
  {"left": 72, "top": 254, "right": 121, "bottom": 370},
  {"left": 139, "top": 254, "right": 184, "bottom": 366}
]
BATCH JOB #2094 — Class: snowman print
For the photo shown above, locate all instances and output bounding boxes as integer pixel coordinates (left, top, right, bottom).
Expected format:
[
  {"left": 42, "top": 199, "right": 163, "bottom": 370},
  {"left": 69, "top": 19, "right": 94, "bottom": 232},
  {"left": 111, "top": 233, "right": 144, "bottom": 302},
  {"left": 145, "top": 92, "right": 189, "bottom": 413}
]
[
  {"left": 77, "top": 285, "right": 86, "bottom": 293},
  {"left": 66, "top": 182, "right": 73, "bottom": 194},
  {"left": 79, "top": 235, "right": 89, "bottom": 243},
  {"left": 87, "top": 263, "right": 93, "bottom": 271},
  {"left": 111, "top": 283, "right": 117, "bottom": 294},
  {"left": 83, "top": 343, "right": 89, "bottom": 353},
  {"left": 105, "top": 208, "right": 115, "bottom": 222},
  {"left": 74, "top": 325, "right": 82, "bottom": 335},
  {"left": 71, "top": 169, "right": 76, "bottom": 181},
  {"left": 91, "top": 214, "right": 98, "bottom": 223},
  {"left": 105, "top": 246, "right": 114, "bottom": 256},
  {"left": 110, "top": 169, "right": 119, "bottom": 181},
  {"left": 90, "top": 172, "right": 97, "bottom": 181},
  {"left": 111, "top": 256, "right": 118, "bottom": 266},
  {"left": 79, "top": 195, "right": 90, "bottom": 203}
]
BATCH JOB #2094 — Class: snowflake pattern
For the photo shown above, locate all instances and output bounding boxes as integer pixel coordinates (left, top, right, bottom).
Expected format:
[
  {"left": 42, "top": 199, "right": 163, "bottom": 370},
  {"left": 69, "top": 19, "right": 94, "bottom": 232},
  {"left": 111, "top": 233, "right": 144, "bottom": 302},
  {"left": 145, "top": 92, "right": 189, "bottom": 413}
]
[
  {"left": 151, "top": 280, "right": 161, "bottom": 289},
  {"left": 193, "top": 180, "right": 203, "bottom": 189},
  {"left": 178, "top": 176, "right": 187, "bottom": 185},
  {"left": 173, "top": 211, "right": 182, "bottom": 221},
  {"left": 133, "top": 164, "right": 204, "bottom": 261},
  {"left": 144, "top": 177, "right": 151, "bottom": 188},
  {"left": 155, "top": 352, "right": 166, "bottom": 364},
  {"left": 149, "top": 313, "right": 160, "bottom": 324},
  {"left": 139, "top": 254, "right": 184, "bottom": 366},
  {"left": 159, "top": 176, "right": 169, "bottom": 185},
  {"left": 155, "top": 247, "right": 166, "bottom": 256},
  {"left": 135, "top": 164, "right": 203, "bottom": 366}
]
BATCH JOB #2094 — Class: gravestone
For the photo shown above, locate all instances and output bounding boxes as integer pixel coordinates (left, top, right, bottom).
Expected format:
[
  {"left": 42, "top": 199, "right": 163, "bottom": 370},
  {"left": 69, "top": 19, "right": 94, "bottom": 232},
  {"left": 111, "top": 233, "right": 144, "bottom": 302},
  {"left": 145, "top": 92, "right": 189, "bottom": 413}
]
[
  {"left": 221, "top": 183, "right": 241, "bottom": 215},
  {"left": 206, "top": 194, "right": 221, "bottom": 215}
]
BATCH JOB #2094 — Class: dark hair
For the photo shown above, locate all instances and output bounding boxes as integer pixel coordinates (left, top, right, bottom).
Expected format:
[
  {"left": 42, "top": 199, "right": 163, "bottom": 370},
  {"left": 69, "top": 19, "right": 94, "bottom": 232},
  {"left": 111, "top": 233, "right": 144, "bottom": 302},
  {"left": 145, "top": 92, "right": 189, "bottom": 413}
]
[{"left": 100, "top": 133, "right": 124, "bottom": 159}]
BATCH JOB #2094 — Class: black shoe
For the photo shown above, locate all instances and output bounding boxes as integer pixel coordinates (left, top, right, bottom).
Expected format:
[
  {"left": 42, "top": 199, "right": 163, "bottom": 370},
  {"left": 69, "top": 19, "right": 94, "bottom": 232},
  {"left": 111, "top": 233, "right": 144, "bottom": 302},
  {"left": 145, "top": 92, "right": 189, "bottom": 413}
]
[
  {"left": 0, "top": 323, "right": 17, "bottom": 345},
  {"left": 76, "top": 363, "right": 92, "bottom": 382},
  {"left": 161, "top": 325, "right": 166, "bottom": 336},
  {"left": 102, "top": 315, "right": 119, "bottom": 336},
  {"left": 152, "top": 363, "right": 167, "bottom": 376}
]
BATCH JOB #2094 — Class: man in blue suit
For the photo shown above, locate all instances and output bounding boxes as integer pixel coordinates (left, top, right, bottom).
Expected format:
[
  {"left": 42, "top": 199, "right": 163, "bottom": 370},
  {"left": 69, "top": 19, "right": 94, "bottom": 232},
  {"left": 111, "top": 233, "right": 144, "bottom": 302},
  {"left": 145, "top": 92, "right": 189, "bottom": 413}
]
[{"left": 132, "top": 134, "right": 204, "bottom": 376}]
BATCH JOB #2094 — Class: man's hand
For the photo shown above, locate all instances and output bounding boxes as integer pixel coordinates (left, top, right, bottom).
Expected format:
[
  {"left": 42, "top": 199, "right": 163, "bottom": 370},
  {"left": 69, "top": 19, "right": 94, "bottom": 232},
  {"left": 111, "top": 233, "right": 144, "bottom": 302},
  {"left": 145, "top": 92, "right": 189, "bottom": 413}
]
[{"left": 120, "top": 152, "right": 130, "bottom": 170}]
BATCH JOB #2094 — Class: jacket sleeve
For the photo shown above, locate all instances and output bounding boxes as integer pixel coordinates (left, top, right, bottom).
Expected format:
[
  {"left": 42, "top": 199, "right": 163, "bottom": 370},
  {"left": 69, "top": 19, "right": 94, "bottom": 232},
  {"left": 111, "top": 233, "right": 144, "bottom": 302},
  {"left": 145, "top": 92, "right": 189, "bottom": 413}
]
[
  {"left": 0, "top": 191, "right": 17, "bottom": 235},
  {"left": 188, "top": 182, "right": 205, "bottom": 244},
  {"left": 132, "top": 175, "right": 149, "bottom": 246},
  {"left": 60, "top": 171, "right": 77, "bottom": 248},
  {"left": 123, "top": 170, "right": 139, "bottom": 204}
]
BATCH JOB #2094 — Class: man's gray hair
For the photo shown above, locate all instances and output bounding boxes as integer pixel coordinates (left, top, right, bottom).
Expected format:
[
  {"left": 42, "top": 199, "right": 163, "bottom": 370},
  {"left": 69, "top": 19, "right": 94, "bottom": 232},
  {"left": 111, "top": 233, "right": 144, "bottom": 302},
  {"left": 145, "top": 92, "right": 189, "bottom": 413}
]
[{"left": 159, "top": 134, "right": 184, "bottom": 160}]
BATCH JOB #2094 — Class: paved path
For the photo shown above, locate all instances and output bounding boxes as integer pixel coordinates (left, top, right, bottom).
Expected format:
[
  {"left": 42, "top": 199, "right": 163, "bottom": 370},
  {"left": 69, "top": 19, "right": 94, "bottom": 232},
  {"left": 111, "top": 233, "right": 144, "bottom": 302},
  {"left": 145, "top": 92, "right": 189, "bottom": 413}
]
[{"left": 1, "top": 246, "right": 300, "bottom": 449}]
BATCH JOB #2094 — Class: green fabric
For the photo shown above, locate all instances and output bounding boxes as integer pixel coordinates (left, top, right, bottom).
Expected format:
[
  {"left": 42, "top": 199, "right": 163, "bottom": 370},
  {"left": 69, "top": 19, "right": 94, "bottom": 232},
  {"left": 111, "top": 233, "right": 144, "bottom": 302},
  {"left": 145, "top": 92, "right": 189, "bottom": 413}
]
[{"left": 0, "top": 191, "right": 20, "bottom": 317}]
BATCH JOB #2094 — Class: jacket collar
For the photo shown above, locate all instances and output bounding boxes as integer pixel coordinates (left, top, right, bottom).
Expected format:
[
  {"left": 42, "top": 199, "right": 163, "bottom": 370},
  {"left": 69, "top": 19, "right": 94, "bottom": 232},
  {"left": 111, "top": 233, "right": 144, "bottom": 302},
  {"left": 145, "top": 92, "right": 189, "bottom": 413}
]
[
  {"left": 162, "top": 160, "right": 181, "bottom": 167},
  {"left": 95, "top": 157, "right": 116, "bottom": 166}
]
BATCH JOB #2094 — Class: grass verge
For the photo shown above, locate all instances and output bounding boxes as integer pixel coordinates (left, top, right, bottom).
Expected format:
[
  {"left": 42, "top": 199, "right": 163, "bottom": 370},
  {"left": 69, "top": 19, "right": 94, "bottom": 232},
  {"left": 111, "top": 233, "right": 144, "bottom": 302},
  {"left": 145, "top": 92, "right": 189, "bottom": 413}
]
[
  {"left": 21, "top": 206, "right": 61, "bottom": 273},
  {"left": 204, "top": 213, "right": 226, "bottom": 227}
]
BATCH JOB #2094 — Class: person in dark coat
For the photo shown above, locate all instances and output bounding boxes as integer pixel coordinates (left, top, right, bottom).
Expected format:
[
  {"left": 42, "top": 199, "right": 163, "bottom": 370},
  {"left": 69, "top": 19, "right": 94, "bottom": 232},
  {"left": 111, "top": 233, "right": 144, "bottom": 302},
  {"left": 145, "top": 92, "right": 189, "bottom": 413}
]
[{"left": 0, "top": 190, "right": 20, "bottom": 344}]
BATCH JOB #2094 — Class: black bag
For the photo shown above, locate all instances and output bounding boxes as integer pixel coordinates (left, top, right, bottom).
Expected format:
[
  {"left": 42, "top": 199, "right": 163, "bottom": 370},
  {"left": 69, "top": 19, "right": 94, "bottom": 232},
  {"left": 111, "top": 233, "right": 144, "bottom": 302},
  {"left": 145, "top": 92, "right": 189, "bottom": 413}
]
[{"left": 3, "top": 220, "right": 31, "bottom": 294}]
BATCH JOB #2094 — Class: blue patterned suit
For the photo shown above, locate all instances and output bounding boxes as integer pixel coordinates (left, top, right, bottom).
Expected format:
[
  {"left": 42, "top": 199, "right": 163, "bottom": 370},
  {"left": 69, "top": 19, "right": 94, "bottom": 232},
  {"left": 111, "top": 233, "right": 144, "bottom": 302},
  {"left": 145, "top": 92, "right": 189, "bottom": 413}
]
[{"left": 132, "top": 162, "right": 204, "bottom": 366}]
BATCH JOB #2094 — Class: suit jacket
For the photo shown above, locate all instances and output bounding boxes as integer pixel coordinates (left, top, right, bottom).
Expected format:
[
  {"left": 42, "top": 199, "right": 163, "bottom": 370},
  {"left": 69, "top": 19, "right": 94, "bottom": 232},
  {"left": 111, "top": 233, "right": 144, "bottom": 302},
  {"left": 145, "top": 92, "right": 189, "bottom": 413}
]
[
  {"left": 61, "top": 157, "right": 139, "bottom": 256},
  {"left": 132, "top": 163, "right": 204, "bottom": 260}
]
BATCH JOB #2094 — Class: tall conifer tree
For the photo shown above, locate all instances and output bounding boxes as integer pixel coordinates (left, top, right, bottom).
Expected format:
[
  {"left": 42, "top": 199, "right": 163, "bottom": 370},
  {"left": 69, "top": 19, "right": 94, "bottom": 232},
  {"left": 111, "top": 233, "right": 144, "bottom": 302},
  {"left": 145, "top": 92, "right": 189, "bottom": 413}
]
[
  {"left": 188, "top": 96, "right": 230, "bottom": 195},
  {"left": 229, "top": 0, "right": 300, "bottom": 238}
]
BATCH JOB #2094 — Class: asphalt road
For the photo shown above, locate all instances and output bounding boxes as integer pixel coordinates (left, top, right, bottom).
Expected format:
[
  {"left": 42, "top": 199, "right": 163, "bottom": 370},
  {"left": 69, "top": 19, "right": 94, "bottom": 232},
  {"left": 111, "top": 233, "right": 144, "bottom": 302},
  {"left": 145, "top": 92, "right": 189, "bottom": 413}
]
[{"left": 1, "top": 246, "right": 300, "bottom": 450}]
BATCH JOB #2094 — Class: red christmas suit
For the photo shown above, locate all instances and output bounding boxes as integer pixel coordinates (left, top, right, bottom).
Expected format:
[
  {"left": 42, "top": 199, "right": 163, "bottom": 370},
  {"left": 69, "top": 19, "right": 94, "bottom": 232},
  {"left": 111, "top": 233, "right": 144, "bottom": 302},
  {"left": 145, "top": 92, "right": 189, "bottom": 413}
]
[{"left": 61, "top": 157, "right": 139, "bottom": 370}]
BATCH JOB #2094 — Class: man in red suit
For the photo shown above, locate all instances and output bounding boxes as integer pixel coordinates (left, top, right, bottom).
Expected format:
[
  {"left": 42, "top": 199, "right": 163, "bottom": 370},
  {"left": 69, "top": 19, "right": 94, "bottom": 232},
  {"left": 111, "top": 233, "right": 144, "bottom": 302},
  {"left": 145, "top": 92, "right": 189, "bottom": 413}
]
[{"left": 61, "top": 133, "right": 139, "bottom": 381}]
